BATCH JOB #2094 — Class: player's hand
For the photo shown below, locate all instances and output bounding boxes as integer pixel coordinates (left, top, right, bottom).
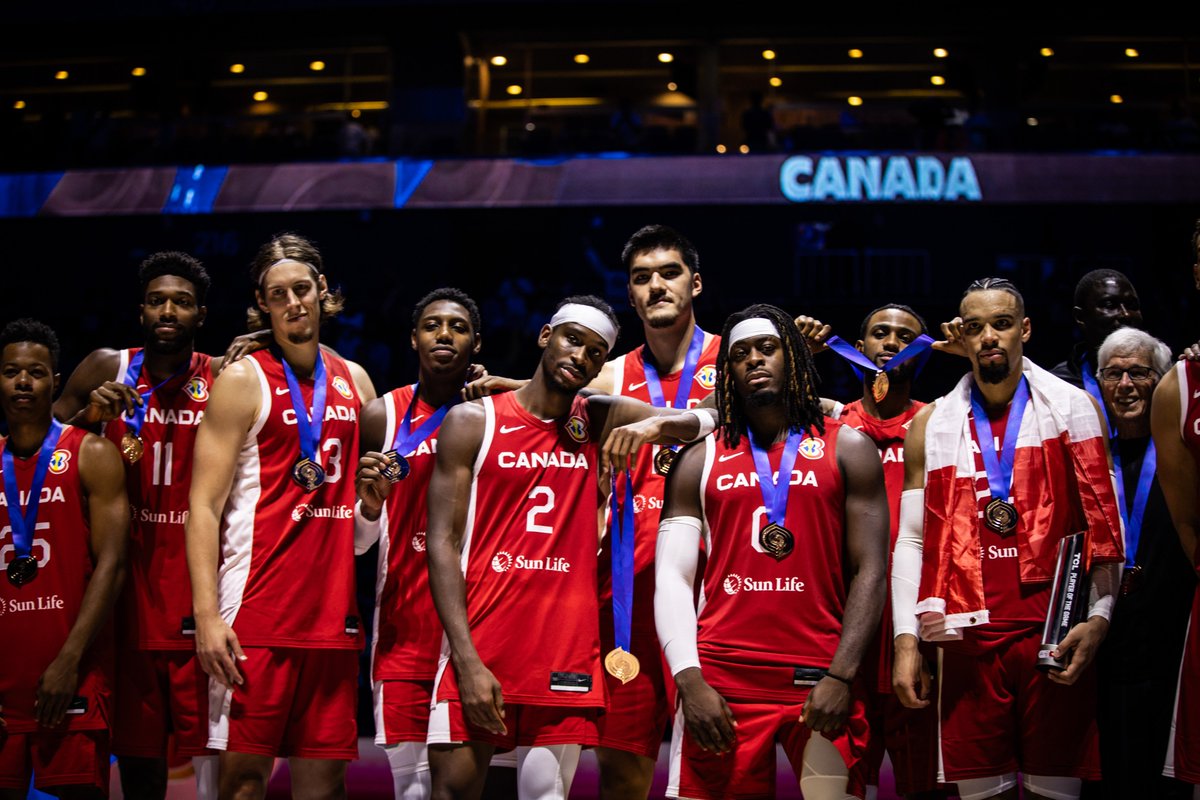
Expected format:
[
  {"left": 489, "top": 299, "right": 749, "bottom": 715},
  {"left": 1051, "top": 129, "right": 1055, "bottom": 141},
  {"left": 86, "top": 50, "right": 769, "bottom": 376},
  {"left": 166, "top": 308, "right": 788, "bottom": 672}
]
[
  {"left": 604, "top": 417, "right": 666, "bottom": 473},
  {"left": 1179, "top": 341, "right": 1200, "bottom": 362},
  {"left": 466, "top": 363, "right": 489, "bottom": 382},
  {"left": 217, "top": 330, "right": 272, "bottom": 373},
  {"left": 676, "top": 667, "right": 737, "bottom": 754},
  {"left": 35, "top": 652, "right": 80, "bottom": 728},
  {"left": 457, "top": 658, "right": 507, "bottom": 736},
  {"left": 794, "top": 315, "right": 832, "bottom": 354},
  {"left": 80, "top": 380, "right": 142, "bottom": 425},
  {"left": 800, "top": 675, "right": 851, "bottom": 734},
  {"left": 462, "top": 375, "right": 526, "bottom": 401},
  {"left": 933, "top": 318, "right": 969, "bottom": 358},
  {"left": 195, "top": 613, "right": 246, "bottom": 688},
  {"left": 892, "top": 634, "right": 932, "bottom": 708},
  {"left": 356, "top": 451, "right": 395, "bottom": 517},
  {"left": 1048, "top": 616, "right": 1109, "bottom": 686}
]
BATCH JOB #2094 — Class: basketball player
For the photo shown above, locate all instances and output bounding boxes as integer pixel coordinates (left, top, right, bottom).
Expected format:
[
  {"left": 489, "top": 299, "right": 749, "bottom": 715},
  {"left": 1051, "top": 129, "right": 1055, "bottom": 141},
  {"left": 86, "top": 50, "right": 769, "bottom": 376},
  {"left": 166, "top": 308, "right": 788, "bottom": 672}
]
[
  {"left": 1049, "top": 269, "right": 1143, "bottom": 392},
  {"left": 0, "top": 319, "right": 129, "bottom": 799},
  {"left": 185, "top": 233, "right": 376, "bottom": 800},
  {"left": 654, "top": 303, "right": 888, "bottom": 800},
  {"left": 894, "top": 278, "right": 1123, "bottom": 800},
  {"left": 425, "top": 295, "right": 718, "bottom": 800}
]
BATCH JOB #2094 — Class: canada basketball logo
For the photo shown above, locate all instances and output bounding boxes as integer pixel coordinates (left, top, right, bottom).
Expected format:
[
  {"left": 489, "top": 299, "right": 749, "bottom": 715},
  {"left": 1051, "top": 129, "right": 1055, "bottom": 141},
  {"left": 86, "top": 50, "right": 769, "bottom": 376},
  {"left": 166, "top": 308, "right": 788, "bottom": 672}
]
[
  {"left": 798, "top": 437, "right": 825, "bottom": 460},
  {"left": 333, "top": 376, "right": 354, "bottom": 400},
  {"left": 184, "top": 377, "right": 209, "bottom": 402},
  {"left": 564, "top": 416, "right": 588, "bottom": 443},
  {"left": 411, "top": 532, "right": 426, "bottom": 552},
  {"left": 491, "top": 551, "right": 514, "bottom": 573},
  {"left": 695, "top": 365, "right": 717, "bottom": 391},
  {"left": 48, "top": 450, "right": 71, "bottom": 474},
  {"left": 723, "top": 574, "right": 742, "bottom": 595}
]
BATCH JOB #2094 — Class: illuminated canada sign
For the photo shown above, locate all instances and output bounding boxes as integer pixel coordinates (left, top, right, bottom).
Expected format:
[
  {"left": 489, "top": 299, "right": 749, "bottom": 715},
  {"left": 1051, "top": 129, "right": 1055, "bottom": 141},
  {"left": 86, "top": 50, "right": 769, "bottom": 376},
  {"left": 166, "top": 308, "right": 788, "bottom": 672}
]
[{"left": 780, "top": 155, "right": 982, "bottom": 202}]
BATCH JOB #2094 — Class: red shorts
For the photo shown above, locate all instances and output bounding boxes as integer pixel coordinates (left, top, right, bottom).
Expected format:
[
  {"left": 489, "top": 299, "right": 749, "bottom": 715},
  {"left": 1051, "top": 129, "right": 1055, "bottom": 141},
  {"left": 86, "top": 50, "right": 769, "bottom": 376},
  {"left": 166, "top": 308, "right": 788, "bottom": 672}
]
[
  {"left": 0, "top": 729, "right": 110, "bottom": 792},
  {"left": 1166, "top": 588, "right": 1200, "bottom": 783},
  {"left": 863, "top": 689, "right": 941, "bottom": 794},
  {"left": 208, "top": 647, "right": 358, "bottom": 760},
  {"left": 373, "top": 679, "right": 434, "bottom": 747},
  {"left": 667, "top": 695, "right": 869, "bottom": 800},
  {"left": 595, "top": 628, "right": 672, "bottom": 759},
  {"left": 428, "top": 701, "right": 601, "bottom": 751},
  {"left": 113, "top": 648, "right": 212, "bottom": 758},
  {"left": 937, "top": 630, "right": 1101, "bottom": 782}
]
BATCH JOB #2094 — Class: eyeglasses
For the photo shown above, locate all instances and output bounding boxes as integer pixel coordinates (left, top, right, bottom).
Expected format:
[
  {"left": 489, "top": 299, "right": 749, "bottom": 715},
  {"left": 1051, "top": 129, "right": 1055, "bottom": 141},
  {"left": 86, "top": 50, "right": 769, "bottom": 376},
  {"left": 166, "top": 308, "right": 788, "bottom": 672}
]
[{"left": 1097, "top": 366, "right": 1159, "bottom": 383}]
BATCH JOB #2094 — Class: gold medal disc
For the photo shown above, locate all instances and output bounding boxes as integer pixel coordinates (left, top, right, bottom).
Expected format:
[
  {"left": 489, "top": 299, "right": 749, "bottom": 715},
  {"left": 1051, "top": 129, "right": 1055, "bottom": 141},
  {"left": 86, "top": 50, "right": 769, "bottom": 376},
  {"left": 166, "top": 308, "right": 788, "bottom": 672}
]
[
  {"left": 984, "top": 498, "right": 1018, "bottom": 535},
  {"left": 872, "top": 371, "right": 890, "bottom": 403},
  {"left": 121, "top": 432, "right": 144, "bottom": 463},
  {"left": 654, "top": 447, "right": 677, "bottom": 477},
  {"left": 604, "top": 647, "right": 641, "bottom": 685}
]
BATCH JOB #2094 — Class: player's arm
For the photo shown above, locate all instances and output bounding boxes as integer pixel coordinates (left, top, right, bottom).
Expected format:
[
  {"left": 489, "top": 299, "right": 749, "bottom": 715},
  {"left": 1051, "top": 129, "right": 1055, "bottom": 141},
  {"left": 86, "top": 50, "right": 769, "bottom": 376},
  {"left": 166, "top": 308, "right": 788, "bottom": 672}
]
[
  {"left": 37, "top": 434, "right": 129, "bottom": 727},
  {"left": 185, "top": 360, "right": 261, "bottom": 689},
  {"left": 656, "top": 441, "right": 737, "bottom": 754},
  {"left": 892, "top": 403, "right": 934, "bottom": 708},
  {"left": 590, "top": 394, "right": 717, "bottom": 473},
  {"left": 354, "top": 397, "right": 391, "bottom": 553},
  {"left": 425, "top": 403, "right": 507, "bottom": 735},
  {"left": 346, "top": 358, "right": 377, "bottom": 404},
  {"left": 1152, "top": 367, "right": 1199, "bottom": 564},
  {"left": 802, "top": 426, "right": 888, "bottom": 734},
  {"left": 52, "top": 348, "right": 140, "bottom": 430}
]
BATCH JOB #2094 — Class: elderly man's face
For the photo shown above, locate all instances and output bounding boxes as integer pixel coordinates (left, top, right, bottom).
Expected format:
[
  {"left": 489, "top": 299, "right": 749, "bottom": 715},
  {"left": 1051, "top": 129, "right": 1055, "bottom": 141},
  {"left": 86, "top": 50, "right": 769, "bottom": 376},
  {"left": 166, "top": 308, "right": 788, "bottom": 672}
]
[{"left": 1098, "top": 351, "right": 1160, "bottom": 428}]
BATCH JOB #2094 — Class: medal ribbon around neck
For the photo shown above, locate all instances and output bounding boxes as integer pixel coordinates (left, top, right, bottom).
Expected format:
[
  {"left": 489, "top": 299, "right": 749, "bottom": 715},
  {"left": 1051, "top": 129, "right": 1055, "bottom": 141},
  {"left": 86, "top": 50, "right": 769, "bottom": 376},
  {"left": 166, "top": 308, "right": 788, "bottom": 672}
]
[
  {"left": 825, "top": 333, "right": 935, "bottom": 384},
  {"left": 609, "top": 471, "right": 636, "bottom": 655},
  {"left": 969, "top": 377, "right": 1030, "bottom": 510},
  {"left": 2, "top": 419, "right": 63, "bottom": 566},
  {"left": 1113, "top": 439, "right": 1156, "bottom": 570},
  {"left": 392, "top": 383, "right": 457, "bottom": 456},
  {"left": 748, "top": 428, "right": 803, "bottom": 536},
  {"left": 278, "top": 348, "right": 328, "bottom": 471},
  {"left": 1079, "top": 353, "right": 1116, "bottom": 439},
  {"left": 643, "top": 326, "right": 707, "bottom": 468},
  {"left": 121, "top": 349, "right": 191, "bottom": 438}
]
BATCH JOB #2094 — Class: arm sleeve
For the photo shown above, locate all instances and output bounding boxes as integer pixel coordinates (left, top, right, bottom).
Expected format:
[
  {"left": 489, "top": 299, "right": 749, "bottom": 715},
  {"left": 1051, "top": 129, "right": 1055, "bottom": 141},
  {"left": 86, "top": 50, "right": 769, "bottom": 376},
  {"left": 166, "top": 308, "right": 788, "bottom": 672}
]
[
  {"left": 1087, "top": 560, "right": 1119, "bottom": 622},
  {"left": 891, "top": 488, "right": 925, "bottom": 639},
  {"left": 654, "top": 515, "right": 703, "bottom": 677},
  {"left": 354, "top": 500, "right": 384, "bottom": 556}
]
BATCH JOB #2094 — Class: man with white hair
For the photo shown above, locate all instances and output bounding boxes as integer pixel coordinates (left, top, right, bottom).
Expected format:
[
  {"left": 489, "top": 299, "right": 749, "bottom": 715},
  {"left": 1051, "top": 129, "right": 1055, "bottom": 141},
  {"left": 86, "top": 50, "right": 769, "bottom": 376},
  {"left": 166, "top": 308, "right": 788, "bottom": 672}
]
[{"left": 1093, "top": 328, "right": 1196, "bottom": 799}]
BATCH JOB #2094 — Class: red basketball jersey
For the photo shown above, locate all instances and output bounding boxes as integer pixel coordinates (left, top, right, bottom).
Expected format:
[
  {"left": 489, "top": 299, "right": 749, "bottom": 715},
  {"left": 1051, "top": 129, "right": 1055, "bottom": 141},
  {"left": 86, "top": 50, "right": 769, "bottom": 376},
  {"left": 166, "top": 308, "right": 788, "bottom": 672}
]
[
  {"left": 836, "top": 399, "right": 924, "bottom": 693},
  {"left": 372, "top": 384, "right": 444, "bottom": 681},
  {"left": 698, "top": 421, "right": 847, "bottom": 703},
  {"left": 1179, "top": 361, "right": 1200, "bottom": 485},
  {"left": 0, "top": 425, "right": 112, "bottom": 733},
  {"left": 104, "top": 348, "right": 213, "bottom": 650},
  {"left": 437, "top": 391, "right": 604, "bottom": 708},
  {"left": 216, "top": 349, "right": 362, "bottom": 649},
  {"left": 602, "top": 332, "right": 720, "bottom": 631}
]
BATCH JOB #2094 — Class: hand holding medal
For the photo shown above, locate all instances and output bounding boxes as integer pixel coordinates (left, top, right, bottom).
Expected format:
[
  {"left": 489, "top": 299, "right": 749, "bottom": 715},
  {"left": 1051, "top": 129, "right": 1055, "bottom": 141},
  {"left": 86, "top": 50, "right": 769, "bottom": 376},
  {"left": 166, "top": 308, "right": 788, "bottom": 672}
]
[
  {"left": 383, "top": 384, "right": 457, "bottom": 483},
  {"left": 3, "top": 420, "right": 63, "bottom": 587},
  {"left": 116, "top": 350, "right": 191, "bottom": 464}
]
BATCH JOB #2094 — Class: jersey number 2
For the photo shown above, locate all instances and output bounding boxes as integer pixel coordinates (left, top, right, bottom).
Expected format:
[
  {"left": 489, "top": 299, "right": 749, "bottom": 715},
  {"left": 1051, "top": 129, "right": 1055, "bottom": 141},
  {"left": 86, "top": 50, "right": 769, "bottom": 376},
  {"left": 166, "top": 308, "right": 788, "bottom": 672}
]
[{"left": 526, "top": 486, "right": 555, "bottom": 534}]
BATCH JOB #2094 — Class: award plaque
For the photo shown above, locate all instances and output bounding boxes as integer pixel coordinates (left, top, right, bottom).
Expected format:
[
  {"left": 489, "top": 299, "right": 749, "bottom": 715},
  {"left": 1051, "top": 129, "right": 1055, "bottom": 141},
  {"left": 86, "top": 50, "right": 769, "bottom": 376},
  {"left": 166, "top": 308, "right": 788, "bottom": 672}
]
[{"left": 1036, "top": 531, "right": 1088, "bottom": 672}]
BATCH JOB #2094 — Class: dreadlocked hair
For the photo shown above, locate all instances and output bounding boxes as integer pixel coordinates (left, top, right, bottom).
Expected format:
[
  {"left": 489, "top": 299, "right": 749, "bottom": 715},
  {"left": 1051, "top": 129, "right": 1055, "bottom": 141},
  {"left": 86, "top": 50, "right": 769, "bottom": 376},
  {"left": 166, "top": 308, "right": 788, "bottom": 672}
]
[{"left": 716, "top": 304, "right": 824, "bottom": 450}]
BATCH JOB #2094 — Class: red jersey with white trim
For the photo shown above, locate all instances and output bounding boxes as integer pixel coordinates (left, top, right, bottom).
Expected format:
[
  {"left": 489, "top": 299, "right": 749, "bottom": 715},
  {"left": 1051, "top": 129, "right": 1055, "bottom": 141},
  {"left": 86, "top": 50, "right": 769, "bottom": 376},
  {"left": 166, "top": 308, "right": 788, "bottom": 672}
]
[
  {"left": 0, "top": 425, "right": 112, "bottom": 733},
  {"left": 836, "top": 399, "right": 924, "bottom": 693},
  {"left": 372, "top": 384, "right": 444, "bottom": 681},
  {"left": 697, "top": 421, "right": 847, "bottom": 703},
  {"left": 216, "top": 349, "right": 362, "bottom": 649},
  {"left": 1180, "top": 361, "right": 1200, "bottom": 476},
  {"left": 104, "top": 348, "right": 212, "bottom": 650},
  {"left": 601, "top": 332, "right": 720, "bottom": 632},
  {"left": 437, "top": 391, "right": 604, "bottom": 707}
]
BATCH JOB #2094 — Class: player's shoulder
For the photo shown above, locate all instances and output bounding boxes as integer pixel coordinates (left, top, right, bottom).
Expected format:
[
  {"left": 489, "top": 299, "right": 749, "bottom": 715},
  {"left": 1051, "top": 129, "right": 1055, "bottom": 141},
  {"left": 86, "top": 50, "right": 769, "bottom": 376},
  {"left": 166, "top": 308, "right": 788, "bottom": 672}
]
[
  {"left": 72, "top": 347, "right": 123, "bottom": 377},
  {"left": 76, "top": 428, "right": 123, "bottom": 475}
]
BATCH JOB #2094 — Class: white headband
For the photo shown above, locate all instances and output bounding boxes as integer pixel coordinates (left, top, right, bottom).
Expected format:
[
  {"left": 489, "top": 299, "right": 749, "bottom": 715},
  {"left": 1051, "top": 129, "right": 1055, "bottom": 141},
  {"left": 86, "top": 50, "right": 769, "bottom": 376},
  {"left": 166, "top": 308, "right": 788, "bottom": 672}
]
[
  {"left": 548, "top": 303, "right": 617, "bottom": 350},
  {"left": 729, "top": 318, "right": 781, "bottom": 345}
]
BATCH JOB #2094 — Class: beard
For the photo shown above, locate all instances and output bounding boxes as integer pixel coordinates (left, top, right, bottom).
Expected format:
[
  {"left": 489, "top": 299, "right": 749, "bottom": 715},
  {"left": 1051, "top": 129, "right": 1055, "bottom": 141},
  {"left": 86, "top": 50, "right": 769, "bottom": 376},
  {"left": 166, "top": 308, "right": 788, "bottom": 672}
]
[
  {"left": 977, "top": 360, "right": 1011, "bottom": 384},
  {"left": 286, "top": 328, "right": 317, "bottom": 345},
  {"left": 644, "top": 303, "right": 682, "bottom": 329}
]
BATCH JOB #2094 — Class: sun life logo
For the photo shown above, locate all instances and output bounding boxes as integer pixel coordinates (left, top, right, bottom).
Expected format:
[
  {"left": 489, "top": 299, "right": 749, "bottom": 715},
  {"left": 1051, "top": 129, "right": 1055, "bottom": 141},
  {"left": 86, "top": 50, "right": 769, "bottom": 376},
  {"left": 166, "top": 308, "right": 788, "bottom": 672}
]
[
  {"left": 694, "top": 364, "right": 717, "bottom": 391},
  {"left": 48, "top": 450, "right": 71, "bottom": 474},
  {"left": 491, "top": 551, "right": 514, "bottom": 573},
  {"left": 564, "top": 416, "right": 588, "bottom": 443},
  {"left": 185, "top": 377, "right": 209, "bottom": 402},
  {"left": 332, "top": 376, "right": 353, "bottom": 400},
  {"left": 633, "top": 494, "right": 646, "bottom": 514},
  {"left": 291, "top": 504, "right": 309, "bottom": 522},
  {"left": 723, "top": 574, "right": 742, "bottom": 595},
  {"left": 798, "top": 437, "right": 825, "bottom": 460},
  {"left": 411, "top": 532, "right": 426, "bottom": 552}
]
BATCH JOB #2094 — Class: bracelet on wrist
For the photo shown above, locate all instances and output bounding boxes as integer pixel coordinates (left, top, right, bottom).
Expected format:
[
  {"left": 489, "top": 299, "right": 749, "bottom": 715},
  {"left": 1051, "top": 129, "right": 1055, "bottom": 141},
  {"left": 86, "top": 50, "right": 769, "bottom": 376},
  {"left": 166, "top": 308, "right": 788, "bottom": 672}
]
[{"left": 823, "top": 671, "right": 854, "bottom": 687}]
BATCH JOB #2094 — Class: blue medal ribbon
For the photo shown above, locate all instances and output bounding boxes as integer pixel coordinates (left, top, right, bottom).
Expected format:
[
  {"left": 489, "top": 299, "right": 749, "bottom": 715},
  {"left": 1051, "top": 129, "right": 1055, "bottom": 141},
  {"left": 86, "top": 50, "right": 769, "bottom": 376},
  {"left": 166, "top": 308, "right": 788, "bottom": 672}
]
[
  {"left": 748, "top": 428, "right": 803, "bottom": 527},
  {"left": 1080, "top": 352, "right": 1116, "bottom": 438},
  {"left": 825, "top": 334, "right": 935, "bottom": 382},
  {"left": 391, "top": 383, "right": 457, "bottom": 456},
  {"left": 644, "top": 326, "right": 707, "bottom": 462},
  {"left": 609, "top": 471, "right": 636, "bottom": 654},
  {"left": 1113, "top": 439, "right": 1156, "bottom": 569},
  {"left": 969, "top": 377, "right": 1030, "bottom": 505},
  {"left": 2, "top": 420, "right": 63, "bottom": 562},
  {"left": 121, "top": 350, "right": 191, "bottom": 437},
  {"left": 278, "top": 349, "right": 328, "bottom": 467}
]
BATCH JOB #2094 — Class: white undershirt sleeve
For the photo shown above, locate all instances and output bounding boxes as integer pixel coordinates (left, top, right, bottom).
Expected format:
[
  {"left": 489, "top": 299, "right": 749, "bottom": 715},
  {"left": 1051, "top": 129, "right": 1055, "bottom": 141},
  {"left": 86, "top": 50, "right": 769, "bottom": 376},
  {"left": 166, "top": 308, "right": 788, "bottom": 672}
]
[
  {"left": 1087, "top": 560, "right": 1120, "bottom": 622},
  {"left": 891, "top": 488, "right": 925, "bottom": 639},
  {"left": 654, "top": 515, "right": 703, "bottom": 677},
  {"left": 354, "top": 500, "right": 384, "bottom": 556}
]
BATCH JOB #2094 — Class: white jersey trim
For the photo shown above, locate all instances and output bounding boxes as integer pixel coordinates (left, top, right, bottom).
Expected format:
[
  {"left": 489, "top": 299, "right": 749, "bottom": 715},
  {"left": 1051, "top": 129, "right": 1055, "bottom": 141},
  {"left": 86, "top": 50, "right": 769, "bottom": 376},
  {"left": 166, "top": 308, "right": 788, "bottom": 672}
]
[
  {"left": 370, "top": 389, "right": 402, "bottom": 688},
  {"left": 696, "top": 436, "right": 716, "bottom": 619},
  {"left": 1178, "top": 361, "right": 1190, "bottom": 440},
  {"left": 1164, "top": 609, "right": 1192, "bottom": 778},
  {"left": 609, "top": 353, "right": 627, "bottom": 397}
]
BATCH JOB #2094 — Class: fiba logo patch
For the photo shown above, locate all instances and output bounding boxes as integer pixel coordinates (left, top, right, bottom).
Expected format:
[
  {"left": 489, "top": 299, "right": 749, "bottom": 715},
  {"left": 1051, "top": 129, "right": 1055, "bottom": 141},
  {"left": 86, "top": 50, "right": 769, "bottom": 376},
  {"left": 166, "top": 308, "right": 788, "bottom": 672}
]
[
  {"left": 798, "top": 437, "right": 825, "bottom": 461},
  {"left": 48, "top": 450, "right": 71, "bottom": 474},
  {"left": 333, "top": 376, "right": 354, "bottom": 400},
  {"left": 694, "top": 365, "right": 717, "bottom": 391},
  {"left": 185, "top": 377, "right": 209, "bottom": 402},
  {"left": 291, "top": 504, "right": 310, "bottom": 522},
  {"left": 411, "top": 532, "right": 427, "bottom": 552},
  {"left": 491, "top": 551, "right": 514, "bottom": 573},
  {"left": 564, "top": 416, "right": 588, "bottom": 443},
  {"left": 723, "top": 574, "right": 742, "bottom": 595}
]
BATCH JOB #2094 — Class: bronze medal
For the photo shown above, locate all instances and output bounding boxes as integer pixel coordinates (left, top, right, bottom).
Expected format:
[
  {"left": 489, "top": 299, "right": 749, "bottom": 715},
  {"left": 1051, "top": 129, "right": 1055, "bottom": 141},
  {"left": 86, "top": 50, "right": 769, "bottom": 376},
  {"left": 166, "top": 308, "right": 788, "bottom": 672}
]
[
  {"left": 1120, "top": 565, "right": 1143, "bottom": 597},
  {"left": 984, "top": 498, "right": 1018, "bottom": 535},
  {"left": 759, "top": 522, "right": 795, "bottom": 560},
  {"left": 380, "top": 450, "right": 409, "bottom": 483},
  {"left": 120, "top": 431, "right": 144, "bottom": 464},
  {"left": 872, "top": 371, "right": 890, "bottom": 403},
  {"left": 6, "top": 554, "right": 38, "bottom": 587},
  {"left": 291, "top": 457, "right": 326, "bottom": 492},
  {"left": 604, "top": 647, "right": 641, "bottom": 685},
  {"left": 654, "top": 446, "right": 677, "bottom": 477}
]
